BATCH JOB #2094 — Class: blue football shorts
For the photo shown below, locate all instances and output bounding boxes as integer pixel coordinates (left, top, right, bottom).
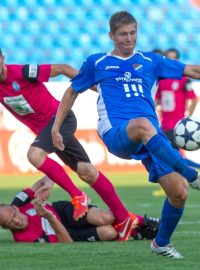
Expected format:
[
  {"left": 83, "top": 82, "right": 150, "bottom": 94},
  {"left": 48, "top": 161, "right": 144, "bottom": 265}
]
[{"left": 102, "top": 120, "right": 178, "bottom": 183}]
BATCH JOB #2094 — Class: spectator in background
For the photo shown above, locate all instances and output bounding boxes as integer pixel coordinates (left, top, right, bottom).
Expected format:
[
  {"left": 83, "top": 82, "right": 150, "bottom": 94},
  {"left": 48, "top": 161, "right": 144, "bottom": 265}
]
[
  {"left": 152, "top": 49, "right": 164, "bottom": 56},
  {"left": 154, "top": 48, "right": 200, "bottom": 196}
]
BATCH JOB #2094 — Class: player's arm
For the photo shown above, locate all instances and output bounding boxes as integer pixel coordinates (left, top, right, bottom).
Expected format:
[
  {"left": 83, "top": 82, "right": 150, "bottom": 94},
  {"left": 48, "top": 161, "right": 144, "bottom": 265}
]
[
  {"left": 33, "top": 200, "right": 73, "bottom": 243},
  {"left": 50, "top": 64, "right": 78, "bottom": 79},
  {"left": 185, "top": 97, "right": 198, "bottom": 116},
  {"left": 184, "top": 65, "right": 200, "bottom": 79},
  {"left": 50, "top": 64, "right": 98, "bottom": 92},
  {"left": 11, "top": 176, "right": 54, "bottom": 207},
  {"left": 184, "top": 78, "right": 198, "bottom": 116},
  {"left": 51, "top": 86, "right": 78, "bottom": 150}
]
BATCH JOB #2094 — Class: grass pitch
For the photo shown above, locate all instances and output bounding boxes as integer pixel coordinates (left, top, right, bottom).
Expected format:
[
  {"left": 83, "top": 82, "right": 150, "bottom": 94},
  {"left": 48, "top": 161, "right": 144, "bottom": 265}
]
[{"left": 0, "top": 172, "right": 200, "bottom": 270}]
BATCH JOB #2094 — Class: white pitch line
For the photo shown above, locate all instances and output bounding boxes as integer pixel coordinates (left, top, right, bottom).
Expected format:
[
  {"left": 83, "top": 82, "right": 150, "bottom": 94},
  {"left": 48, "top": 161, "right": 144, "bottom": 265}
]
[
  {"left": 179, "top": 220, "right": 200, "bottom": 224},
  {"left": 178, "top": 231, "right": 200, "bottom": 234}
]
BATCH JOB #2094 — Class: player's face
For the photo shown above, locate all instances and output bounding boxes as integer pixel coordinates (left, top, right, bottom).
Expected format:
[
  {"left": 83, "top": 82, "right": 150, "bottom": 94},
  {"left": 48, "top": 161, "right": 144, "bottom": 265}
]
[
  {"left": 0, "top": 206, "right": 28, "bottom": 231},
  {"left": 166, "top": 51, "right": 178, "bottom": 60},
  {"left": 110, "top": 23, "right": 137, "bottom": 57}
]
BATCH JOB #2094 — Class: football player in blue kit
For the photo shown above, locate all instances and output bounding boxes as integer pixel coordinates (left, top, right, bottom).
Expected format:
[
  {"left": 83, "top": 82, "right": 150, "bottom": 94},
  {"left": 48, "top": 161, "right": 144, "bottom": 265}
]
[{"left": 51, "top": 11, "right": 200, "bottom": 258}]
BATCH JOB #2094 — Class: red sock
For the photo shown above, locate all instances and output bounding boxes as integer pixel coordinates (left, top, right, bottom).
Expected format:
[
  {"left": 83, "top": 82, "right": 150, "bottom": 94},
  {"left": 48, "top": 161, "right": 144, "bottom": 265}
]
[
  {"left": 137, "top": 215, "right": 144, "bottom": 226},
  {"left": 91, "top": 171, "right": 129, "bottom": 223},
  {"left": 38, "top": 157, "right": 82, "bottom": 198},
  {"left": 131, "top": 228, "right": 137, "bottom": 237}
]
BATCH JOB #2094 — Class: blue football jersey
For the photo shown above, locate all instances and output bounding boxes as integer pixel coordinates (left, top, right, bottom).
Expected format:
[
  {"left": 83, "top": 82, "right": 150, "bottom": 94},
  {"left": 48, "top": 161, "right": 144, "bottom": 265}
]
[{"left": 71, "top": 51, "right": 185, "bottom": 138}]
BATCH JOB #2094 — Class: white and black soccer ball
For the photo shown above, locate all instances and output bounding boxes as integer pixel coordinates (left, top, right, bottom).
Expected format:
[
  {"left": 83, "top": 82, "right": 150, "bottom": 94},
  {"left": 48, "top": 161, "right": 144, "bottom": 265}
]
[{"left": 173, "top": 116, "right": 200, "bottom": 151}]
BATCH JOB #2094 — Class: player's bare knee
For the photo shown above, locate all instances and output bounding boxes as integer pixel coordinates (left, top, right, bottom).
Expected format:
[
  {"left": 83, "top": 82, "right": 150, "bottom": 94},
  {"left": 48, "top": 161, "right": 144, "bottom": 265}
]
[
  {"left": 127, "top": 117, "right": 156, "bottom": 142},
  {"left": 77, "top": 162, "right": 98, "bottom": 184},
  {"left": 27, "top": 147, "right": 47, "bottom": 168},
  {"left": 170, "top": 189, "right": 188, "bottom": 207},
  {"left": 98, "top": 211, "right": 115, "bottom": 226},
  {"left": 97, "top": 226, "right": 117, "bottom": 241}
]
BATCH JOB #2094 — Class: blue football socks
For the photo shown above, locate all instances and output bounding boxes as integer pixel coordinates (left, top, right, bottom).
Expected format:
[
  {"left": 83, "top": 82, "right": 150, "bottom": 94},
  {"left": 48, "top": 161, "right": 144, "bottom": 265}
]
[
  {"left": 155, "top": 199, "right": 184, "bottom": 247},
  {"left": 146, "top": 134, "right": 197, "bottom": 183},
  {"left": 185, "top": 158, "right": 200, "bottom": 169}
]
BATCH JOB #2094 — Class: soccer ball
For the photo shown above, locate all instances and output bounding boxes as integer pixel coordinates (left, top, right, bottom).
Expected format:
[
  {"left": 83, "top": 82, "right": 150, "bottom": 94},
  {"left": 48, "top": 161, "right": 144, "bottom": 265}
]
[{"left": 173, "top": 116, "right": 200, "bottom": 151}]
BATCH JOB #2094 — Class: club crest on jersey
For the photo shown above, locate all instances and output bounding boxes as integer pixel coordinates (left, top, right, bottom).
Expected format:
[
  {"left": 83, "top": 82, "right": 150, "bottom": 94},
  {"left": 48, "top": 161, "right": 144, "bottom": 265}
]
[
  {"left": 26, "top": 208, "right": 37, "bottom": 216},
  {"left": 132, "top": 64, "right": 143, "bottom": 72},
  {"left": 12, "top": 81, "right": 20, "bottom": 91}
]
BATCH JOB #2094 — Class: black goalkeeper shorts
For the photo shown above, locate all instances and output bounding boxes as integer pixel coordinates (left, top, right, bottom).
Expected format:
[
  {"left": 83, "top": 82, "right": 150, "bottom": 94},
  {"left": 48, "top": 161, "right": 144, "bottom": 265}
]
[{"left": 31, "top": 110, "right": 91, "bottom": 171}]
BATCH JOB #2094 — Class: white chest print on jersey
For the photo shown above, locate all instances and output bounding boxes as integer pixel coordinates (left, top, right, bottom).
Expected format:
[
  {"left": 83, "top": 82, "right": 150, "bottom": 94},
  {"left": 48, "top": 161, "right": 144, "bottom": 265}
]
[
  {"left": 115, "top": 72, "right": 142, "bottom": 83},
  {"left": 3, "top": 95, "right": 35, "bottom": 115},
  {"left": 115, "top": 72, "right": 144, "bottom": 98},
  {"left": 41, "top": 217, "right": 56, "bottom": 235},
  {"left": 161, "top": 91, "right": 175, "bottom": 112}
]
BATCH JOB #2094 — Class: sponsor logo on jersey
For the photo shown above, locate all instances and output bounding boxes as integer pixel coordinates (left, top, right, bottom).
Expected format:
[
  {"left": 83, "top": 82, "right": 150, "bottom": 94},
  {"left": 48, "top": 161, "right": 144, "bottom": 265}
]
[
  {"left": 42, "top": 217, "right": 56, "bottom": 235},
  {"left": 3, "top": 95, "right": 35, "bottom": 115},
  {"left": 115, "top": 72, "right": 142, "bottom": 83},
  {"left": 105, "top": 65, "right": 120, "bottom": 70},
  {"left": 12, "top": 81, "right": 20, "bottom": 91}
]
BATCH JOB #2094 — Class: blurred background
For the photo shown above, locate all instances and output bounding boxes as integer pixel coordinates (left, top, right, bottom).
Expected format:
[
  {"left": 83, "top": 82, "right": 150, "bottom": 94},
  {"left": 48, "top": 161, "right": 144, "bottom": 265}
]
[
  {"left": 1, "top": 0, "right": 200, "bottom": 174},
  {"left": 1, "top": 0, "right": 200, "bottom": 71}
]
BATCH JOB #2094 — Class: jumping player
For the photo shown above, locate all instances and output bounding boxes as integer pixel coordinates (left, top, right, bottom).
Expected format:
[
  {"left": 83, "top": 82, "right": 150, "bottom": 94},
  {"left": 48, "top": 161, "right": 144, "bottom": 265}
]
[{"left": 52, "top": 11, "right": 200, "bottom": 258}]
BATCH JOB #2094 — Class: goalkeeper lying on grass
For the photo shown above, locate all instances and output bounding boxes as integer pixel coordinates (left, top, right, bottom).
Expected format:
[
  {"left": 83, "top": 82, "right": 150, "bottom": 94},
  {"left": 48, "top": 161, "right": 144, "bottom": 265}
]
[{"left": 0, "top": 176, "right": 160, "bottom": 243}]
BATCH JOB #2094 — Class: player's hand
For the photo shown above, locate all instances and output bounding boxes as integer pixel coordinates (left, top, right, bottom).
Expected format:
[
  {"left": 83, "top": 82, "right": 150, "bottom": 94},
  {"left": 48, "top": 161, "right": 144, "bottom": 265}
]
[
  {"left": 33, "top": 176, "right": 53, "bottom": 202},
  {"left": 33, "top": 199, "right": 52, "bottom": 219},
  {"left": 52, "top": 131, "right": 65, "bottom": 151},
  {"left": 35, "top": 184, "right": 53, "bottom": 202}
]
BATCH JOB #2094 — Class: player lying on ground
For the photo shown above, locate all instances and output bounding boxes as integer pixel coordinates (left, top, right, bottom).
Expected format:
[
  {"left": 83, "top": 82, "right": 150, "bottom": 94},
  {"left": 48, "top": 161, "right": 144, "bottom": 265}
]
[{"left": 0, "top": 177, "right": 159, "bottom": 243}]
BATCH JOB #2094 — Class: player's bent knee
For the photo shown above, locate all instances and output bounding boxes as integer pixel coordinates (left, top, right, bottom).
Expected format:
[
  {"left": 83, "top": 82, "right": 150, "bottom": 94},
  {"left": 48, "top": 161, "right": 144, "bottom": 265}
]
[
  {"left": 77, "top": 162, "right": 98, "bottom": 184},
  {"left": 170, "top": 189, "right": 188, "bottom": 207},
  {"left": 97, "top": 226, "right": 117, "bottom": 241},
  {"left": 27, "top": 147, "right": 47, "bottom": 168},
  {"left": 128, "top": 117, "right": 156, "bottom": 140}
]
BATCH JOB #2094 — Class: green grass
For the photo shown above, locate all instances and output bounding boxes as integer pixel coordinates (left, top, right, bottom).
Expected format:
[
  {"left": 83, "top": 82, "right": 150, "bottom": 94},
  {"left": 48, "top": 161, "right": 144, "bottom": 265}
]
[{"left": 0, "top": 172, "right": 199, "bottom": 270}]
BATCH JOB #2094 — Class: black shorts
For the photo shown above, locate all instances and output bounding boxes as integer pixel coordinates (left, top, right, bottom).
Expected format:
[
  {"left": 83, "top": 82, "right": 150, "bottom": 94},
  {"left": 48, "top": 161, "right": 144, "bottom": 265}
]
[
  {"left": 31, "top": 110, "right": 91, "bottom": 171},
  {"left": 164, "top": 129, "right": 179, "bottom": 149},
  {"left": 52, "top": 201, "right": 100, "bottom": 242}
]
